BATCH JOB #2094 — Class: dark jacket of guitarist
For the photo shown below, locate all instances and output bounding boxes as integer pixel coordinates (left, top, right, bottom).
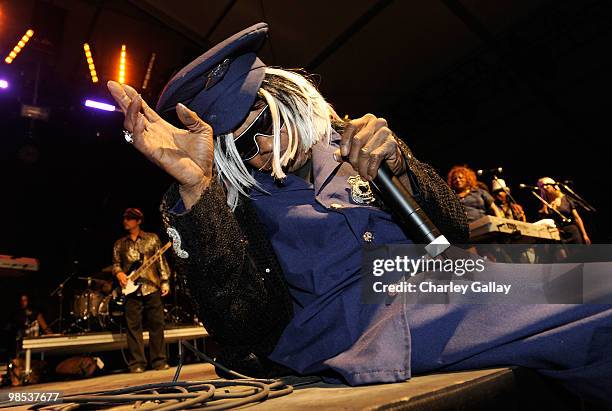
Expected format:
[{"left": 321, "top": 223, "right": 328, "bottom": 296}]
[{"left": 112, "top": 231, "right": 170, "bottom": 296}]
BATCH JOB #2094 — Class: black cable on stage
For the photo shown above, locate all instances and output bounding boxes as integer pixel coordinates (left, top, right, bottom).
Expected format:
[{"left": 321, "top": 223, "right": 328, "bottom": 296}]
[{"left": 2, "top": 341, "right": 293, "bottom": 410}]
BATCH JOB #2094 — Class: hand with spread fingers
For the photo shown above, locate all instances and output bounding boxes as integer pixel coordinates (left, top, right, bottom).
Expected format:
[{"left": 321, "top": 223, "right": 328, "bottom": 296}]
[
  {"left": 334, "top": 113, "right": 406, "bottom": 181},
  {"left": 107, "top": 81, "right": 214, "bottom": 209}
]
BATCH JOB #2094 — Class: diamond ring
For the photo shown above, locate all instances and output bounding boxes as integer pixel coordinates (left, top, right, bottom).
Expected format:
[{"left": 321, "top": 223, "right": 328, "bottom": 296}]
[{"left": 123, "top": 130, "right": 134, "bottom": 144}]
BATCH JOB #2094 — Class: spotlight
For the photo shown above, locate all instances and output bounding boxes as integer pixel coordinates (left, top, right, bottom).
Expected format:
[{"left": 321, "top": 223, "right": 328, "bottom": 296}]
[
  {"left": 0, "top": 79, "right": 8, "bottom": 89},
  {"left": 85, "top": 99, "right": 116, "bottom": 112},
  {"left": 141, "top": 52, "right": 156, "bottom": 90},
  {"left": 4, "top": 29, "right": 34, "bottom": 64},
  {"left": 83, "top": 43, "right": 98, "bottom": 83},
  {"left": 118, "top": 44, "right": 126, "bottom": 84}
]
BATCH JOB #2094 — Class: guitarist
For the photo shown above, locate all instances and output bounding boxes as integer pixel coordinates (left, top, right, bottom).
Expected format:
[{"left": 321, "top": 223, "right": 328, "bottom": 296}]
[{"left": 112, "top": 208, "right": 171, "bottom": 373}]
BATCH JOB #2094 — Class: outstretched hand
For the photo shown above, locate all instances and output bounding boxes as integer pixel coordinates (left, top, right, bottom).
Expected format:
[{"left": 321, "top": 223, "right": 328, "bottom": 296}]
[{"left": 107, "top": 81, "right": 214, "bottom": 208}]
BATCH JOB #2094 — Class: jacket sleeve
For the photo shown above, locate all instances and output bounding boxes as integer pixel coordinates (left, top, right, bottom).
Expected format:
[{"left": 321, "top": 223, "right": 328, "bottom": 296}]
[
  {"left": 112, "top": 239, "right": 123, "bottom": 275},
  {"left": 395, "top": 137, "right": 469, "bottom": 243},
  {"left": 160, "top": 179, "right": 293, "bottom": 358}
]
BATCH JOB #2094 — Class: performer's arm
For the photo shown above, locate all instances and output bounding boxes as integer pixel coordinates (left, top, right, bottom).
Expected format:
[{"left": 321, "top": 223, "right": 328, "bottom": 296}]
[
  {"left": 36, "top": 312, "right": 52, "bottom": 334},
  {"left": 161, "top": 180, "right": 292, "bottom": 357},
  {"left": 479, "top": 189, "right": 503, "bottom": 218},
  {"left": 514, "top": 204, "right": 527, "bottom": 222},
  {"left": 394, "top": 138, "right": 469, "bottom": 243},
  {"left": 334, "top": 113, "right": 469, "bottom": 243},
  {"left": 571, "top": 209, "right": 591, "bottom": 244},
  {"left": 490, "top": 202, "right": 504, "bottom": 218},
  {"left": 112, "top": 240, "right": 128, "bottom": 287}
]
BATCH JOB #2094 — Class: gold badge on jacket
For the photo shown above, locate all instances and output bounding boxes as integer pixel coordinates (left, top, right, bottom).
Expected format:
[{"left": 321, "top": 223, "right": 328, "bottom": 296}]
[{"left": 348, "top": 175, "right": 375, "bottom": 204}]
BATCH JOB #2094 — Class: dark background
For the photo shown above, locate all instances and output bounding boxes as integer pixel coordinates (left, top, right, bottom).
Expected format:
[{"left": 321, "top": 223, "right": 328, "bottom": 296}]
[{"left": 1, "top": 0, "right": 610, "bottom": 339}]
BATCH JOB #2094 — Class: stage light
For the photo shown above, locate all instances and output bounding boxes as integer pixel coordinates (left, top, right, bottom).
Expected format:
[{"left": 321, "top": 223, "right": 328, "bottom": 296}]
[
  {"left": 118, "top": 44, "right": 126, "bottom": 84},
  {"left": 141, "top": 52, "right": 156, "bottom": 90},
  {"left": 83, "top": 43, "right": 98, "bottom": 83},
  {"left": 4, "top": 29, "right": 34, "bottom": 64},
  {"left": 0, "top": 80, "right": 8, "bottom": 89},
  {"left": 85, "top": 99, "right": 116, "bottom": 112}
]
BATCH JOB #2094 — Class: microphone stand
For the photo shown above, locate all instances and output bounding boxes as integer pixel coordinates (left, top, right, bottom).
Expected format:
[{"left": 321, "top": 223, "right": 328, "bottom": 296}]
[
  {"left": 529, "top": 191, "right": 571, "bottom": 224},
  {"left": 559, "top": 183, "right": 596, "bottom": 212},
  {"left": 50, "top": 264, "right": 78, "bottom": 334}
]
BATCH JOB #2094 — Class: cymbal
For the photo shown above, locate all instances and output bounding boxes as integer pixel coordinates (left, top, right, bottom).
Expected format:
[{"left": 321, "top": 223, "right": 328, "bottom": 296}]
[
  {"left": 81, "top": 266, "right": 114, "bottom": 279},
  {"left": 77, "top": 276, "right": 110, "bottom": 284}
]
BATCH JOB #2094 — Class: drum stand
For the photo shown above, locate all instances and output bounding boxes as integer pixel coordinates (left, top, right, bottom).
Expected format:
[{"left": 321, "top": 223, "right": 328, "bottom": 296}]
[
  {"left": 50, "top": 270, "right": 77, "bottom": 334},
  {"left": 165, "top": 276, "right": 195, "bottom": 325}
]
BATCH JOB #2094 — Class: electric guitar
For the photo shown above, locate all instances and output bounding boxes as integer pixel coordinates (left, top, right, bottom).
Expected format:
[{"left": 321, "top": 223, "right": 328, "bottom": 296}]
[{"left": 121, "top": 242, "right": 172, "bottom": 295}]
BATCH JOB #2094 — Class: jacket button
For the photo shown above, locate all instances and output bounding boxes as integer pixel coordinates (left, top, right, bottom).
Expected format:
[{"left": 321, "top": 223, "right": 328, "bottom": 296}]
[
  {"left": 330, "top": 203, "right": 343, "bottom": 209},
  {"left": 363, "top": 231, "right": 374, "bottom": 243}
]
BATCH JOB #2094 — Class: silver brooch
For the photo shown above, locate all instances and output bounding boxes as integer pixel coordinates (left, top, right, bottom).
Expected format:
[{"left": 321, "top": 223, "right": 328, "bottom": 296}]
[
  {"left": 166, "top": 227, "right": 189, "bottom": 259},
  {"left": 348, "top": 175, "right": 375, "bottom": 204}
]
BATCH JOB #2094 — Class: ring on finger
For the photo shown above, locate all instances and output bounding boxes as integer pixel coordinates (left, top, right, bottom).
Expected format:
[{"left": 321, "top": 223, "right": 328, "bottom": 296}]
[{"left": 123, "top": 129, "right": 134, "bottom": 144}]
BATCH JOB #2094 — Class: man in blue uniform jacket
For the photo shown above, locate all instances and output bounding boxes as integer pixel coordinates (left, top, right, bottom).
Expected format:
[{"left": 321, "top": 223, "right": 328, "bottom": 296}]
[{"left": 108, "top": 23, "right": 612, "bottom": 407}]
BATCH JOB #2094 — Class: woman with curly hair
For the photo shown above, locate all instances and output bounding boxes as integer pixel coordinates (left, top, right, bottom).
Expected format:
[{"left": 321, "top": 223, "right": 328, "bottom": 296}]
[{"left": 448, "top": 165, "right": 503, "bottom": 223}]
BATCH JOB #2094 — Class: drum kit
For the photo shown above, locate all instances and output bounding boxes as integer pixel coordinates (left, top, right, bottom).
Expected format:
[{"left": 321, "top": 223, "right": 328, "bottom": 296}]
[
  {"left": 68, "top": 268, "right": 125, "bottom": 332},
  {"left": 49, "top": 266, "right": 196, "bottom": 334}
]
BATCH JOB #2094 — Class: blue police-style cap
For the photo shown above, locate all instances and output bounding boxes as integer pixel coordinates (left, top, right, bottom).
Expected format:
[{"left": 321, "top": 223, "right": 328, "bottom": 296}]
[{"left": 156, "top": 22, "right": 268, "bottom": 135}]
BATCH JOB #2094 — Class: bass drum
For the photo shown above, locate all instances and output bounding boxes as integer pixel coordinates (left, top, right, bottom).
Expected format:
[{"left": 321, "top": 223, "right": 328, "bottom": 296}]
[
  {"left": 97, "top": 291, "right": 125, "bottom": 330},
  {"left": 73, "top": 290, "right": 105, "bottom": 318}
]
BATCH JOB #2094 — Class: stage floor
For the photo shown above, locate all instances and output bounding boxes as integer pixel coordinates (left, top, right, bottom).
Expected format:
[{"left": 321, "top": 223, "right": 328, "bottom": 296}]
[
  {"left": 1, "top": 363, "right": 216, "bottom": 410},
  {"left": 1, "top": 364, "right": 580, "bottom": 410},
  {"left": 1, "top": 364, "right": 531, "bottom": 410}
]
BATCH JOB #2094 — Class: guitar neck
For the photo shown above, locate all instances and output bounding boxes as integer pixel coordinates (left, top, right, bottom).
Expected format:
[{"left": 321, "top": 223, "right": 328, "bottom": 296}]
[{"left": 128, "top": 242, "right": 172, "bottom": 281}]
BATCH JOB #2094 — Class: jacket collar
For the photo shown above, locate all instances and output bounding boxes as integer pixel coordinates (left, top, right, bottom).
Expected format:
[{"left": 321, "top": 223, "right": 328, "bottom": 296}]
[
  {"left": 312, "top": 131, "right": 342, "bottom": 196},
  {"left": 250, "top": 131, "right": 343, "bottom": 197}
]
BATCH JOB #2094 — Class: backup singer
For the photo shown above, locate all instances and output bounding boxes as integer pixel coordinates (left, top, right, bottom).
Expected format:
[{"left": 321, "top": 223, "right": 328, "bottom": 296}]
[
  {"left": 107, "top": 23, "right": 611, "bottom": 406},
  {"left": 537, "top": 177, "right": 591, "bottom": 244},
  {"left": 491, "top": 179, "right": 526, "bottom": 222},
  {"left": 113, "top": 208, "right": 170, "bottom": 372},
  {"left": 447, "top": 165, "right": 503, "bottom": 222}
]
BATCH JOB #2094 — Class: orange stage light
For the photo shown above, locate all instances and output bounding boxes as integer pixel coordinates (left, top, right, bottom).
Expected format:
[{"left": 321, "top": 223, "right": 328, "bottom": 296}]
[
  {"left": 83, "top": 43, "right": 98, "bottom": 83},
  {"left": 4, "top": 29, "right": 34, "bottom": 64}
]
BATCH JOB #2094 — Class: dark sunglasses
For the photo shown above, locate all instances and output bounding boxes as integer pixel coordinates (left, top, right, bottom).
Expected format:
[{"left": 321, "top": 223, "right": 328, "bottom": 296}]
[{"left": 234, "top": 104, "right": 283, "bottom": 161}]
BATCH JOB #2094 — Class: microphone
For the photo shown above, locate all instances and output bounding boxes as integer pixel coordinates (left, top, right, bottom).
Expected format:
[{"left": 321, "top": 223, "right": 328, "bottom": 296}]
[
  {"left": 372, "top": 163, "right": 450, "bottom": 257},
  {"left": 519, "top": 183, "right": 539, "bottom": 190},
  {"left": 477, "top": 167, "right": 503, "bottom": 176}
]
